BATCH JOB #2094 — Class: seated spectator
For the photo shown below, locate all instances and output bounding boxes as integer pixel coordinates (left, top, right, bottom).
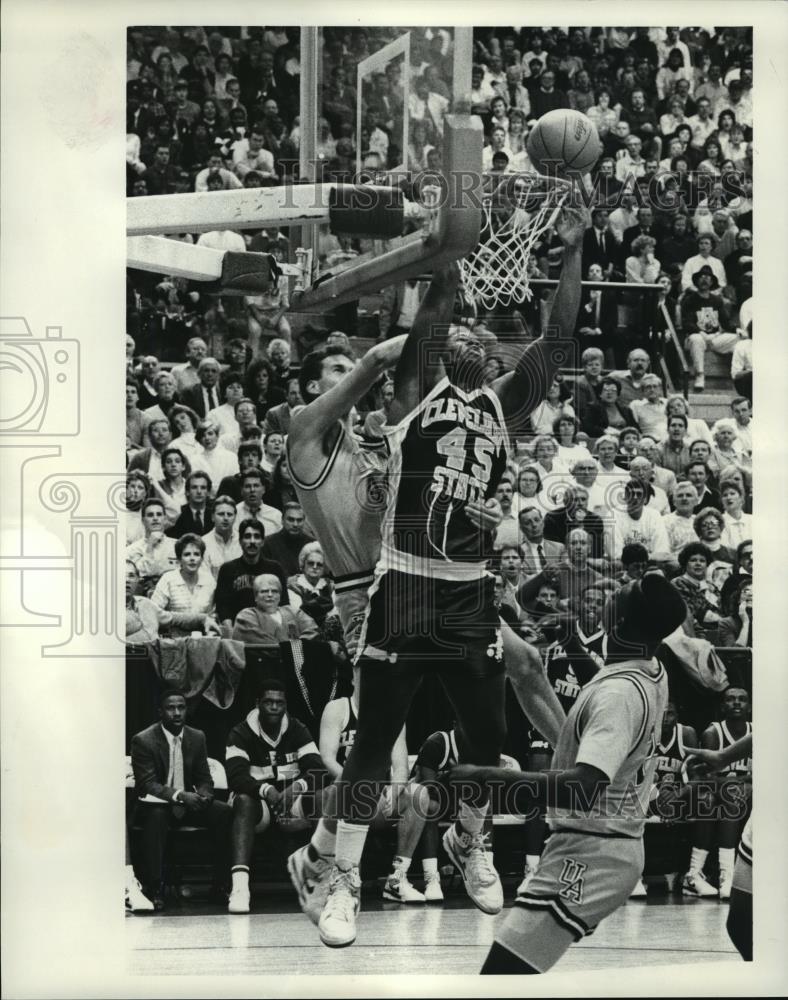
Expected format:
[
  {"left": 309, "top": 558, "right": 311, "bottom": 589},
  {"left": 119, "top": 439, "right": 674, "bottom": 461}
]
[
  {"left": 126, "top": 470, "right": 152, "bottom": 546},
  {"left": 126, "top": 497, "right": 178, "bottom": 590},
  {"left": 719, "top": 480, "right": 752, "bottom": 549},
  {"left": 693, "top": 506, "right": 736, "bottom": 564},
  {"left": 511, "top": 465, "right": 550, "bottom": 517},
  {"left": 682, "top": 265, "right": 738, "bottom": 391},
  {"left": 685, "top": 460, "right": 722, "bottom": 512},
  {"left": 593, "top": 434, "right": 631, "bottom": 487},
  {"left": 665, "top": 394, "right": 714, "bottom": 446},
  {"left": 553, "top": 414, "right": 588, "bottom": 468},
  {"left": 681, "top": 234, "right": 727, "bottom": 292},
  {"left": 245, "top": 268, "right": 292, "bottom": 354},
  {"left": 720, "top": 539, "right": 753, "bottom": 614},
  {"left": 492, "top": 479, "right": 519, "bottom": 551},
  {"left": 245, "top": 358, "right": 287, "bottom": 425},
  {"left": 232, "top": 574, "right": 318, "bottom": 645},
  {"left": 236, "top": 468, "right": 282, "bottom": 537},
  {"left": 571, "top": 348, "right": 604, "bottom": 421},
  {"left": 127, "top": 418, "right": 173, "bottom": 482},
  {"left": 671, "top": 542, "right": 721, "bottom": 638},
  {"left": 610, "top": 348, "right": 652, "bottom": 406},
  {"left": 262, "top": 503, "right": 315, "bottom": 578},
  {"left": 581, "top": 377, "right": 636, "bottom": 439},
  {"left": 224, "top": 680, "right": 327, "bottom": 913},
  {"left": 263, "top": 378, "right": 304, "bottom": 437},
  {"left": 659, "top": 213, "right": 696, "bottom": 268},
  {"left": 136, "top": 355, "right": 161, "bottom": 410},
  {"left": 709, "top": 419, "right": 752, "bottom": 483},
  {"left": 217, "top": 442, "right": 263, "bottom": 502},
  {"left": 150, "top": 533, "right": 219, "bottom": 636},
  {"left": 662, "top": 480, "right": 700, "bottom": 556},
  {"left": 192, "top": 420, "right": 238, "bottom": 489},
  {"left": 195, "top": 152, "right": 243, "bottom": 192},
  {"left": 126, "top": 380, "right": 146, "bottom": 451},
  {"left": 519, "top": 528, "right": 605, "bottom": 614},
  {"left": 126, "top": 559, "right": 168, "bottom": 644},
  {"left": 614, "top": 425, "right": 642, "bottom": 471},
  {"left": 630, "top": 374, "right": 668, "bottom": 440},
  {"left": 208, "top": 372, "right": 246, "bottom": 436},
  {"left": 729, "top": 397, "right": 752, "bottom": 459},
  {"left": 683, "top": 688, "right": 751, "bottom": 899},
  {"left": 717, "top": 577, "right": 753, "bottom": 649},
  {"left": 731, "top": 322, "right": 753, "bottom": 402},
  {"left": 182, "top": 357, "right": 224, "bottom": 418},
  {"left": 219, "top": 397, "right": 261, "bottom": 454},
  {"left": 567, "top": 454, "right": 609, "bottom": 515},
  {"left": 719, "top": 465, "right": 752, "bottom": 514},
  {"left": 587, "top": 91, "right": 620, "bottom": 139},
  {"left": 636, "top": 437, "right": 677, "bottom": 495},
  {"left": 202, "top": 496, "right": 241, "bottom": 580},
  {"left": 611, "top": 479, "right": 670, "bottom": 561},
  {"left": 171, "top": 337, "right": 209, "bottom": 395},
  {"left": 152, "top": 446, "right": 190, "bottom": 526},
  {"left": 529, "top": 379, "right": 575, "bottom": 436},
  {"left": 130, "top": 689, "right": 232, "bottom": 910},
  {"left": 167, "top": 404, "right": 204, "bottom": 466},
  {"left": 216, "top": 518, "right": 289, "bottom": 630},
  {"left": 543, "top": 484, "right": 606, "bottom": 559},
  {"left": 658, "top": 415, "right": 692, "bottom": 476},
  {"left": 166, "top": 470, "right": 214, "bottom": 538},
  {"left": 287, "top": 541, "right": 336, "bottom": 629},
  {"left": 527, "top": 435, "right": 570, "bottom": 503},
  {"left": 232, "top": 126, "right": 276, "bottom": 180},
  {"left": 517, "top": 506, "right": 566, "bottom": 578},
  {"left": 627, "top": 456, "right": 670, "bottom": 514},
  {"left": 260, "top": 431, "right": 285, "bottom": 476}
]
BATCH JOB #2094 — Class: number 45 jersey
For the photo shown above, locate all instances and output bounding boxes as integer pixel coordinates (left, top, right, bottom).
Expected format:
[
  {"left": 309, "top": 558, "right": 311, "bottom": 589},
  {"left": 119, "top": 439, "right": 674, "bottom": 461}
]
[{"left": 380, "top": 376, "right": 510, "bottom": 571}]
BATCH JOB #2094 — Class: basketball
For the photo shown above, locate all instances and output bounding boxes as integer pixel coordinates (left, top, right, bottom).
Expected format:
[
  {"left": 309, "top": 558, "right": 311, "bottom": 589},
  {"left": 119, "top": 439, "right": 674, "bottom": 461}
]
[{"left": 526, "top": 109, "right": 602, "bottom": 176}]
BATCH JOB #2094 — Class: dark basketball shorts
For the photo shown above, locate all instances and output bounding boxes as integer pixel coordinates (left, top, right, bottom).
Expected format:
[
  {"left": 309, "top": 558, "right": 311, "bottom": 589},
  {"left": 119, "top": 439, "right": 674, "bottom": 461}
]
[{"left": 359, "top": 569, "right": 504, "bottom": 679}]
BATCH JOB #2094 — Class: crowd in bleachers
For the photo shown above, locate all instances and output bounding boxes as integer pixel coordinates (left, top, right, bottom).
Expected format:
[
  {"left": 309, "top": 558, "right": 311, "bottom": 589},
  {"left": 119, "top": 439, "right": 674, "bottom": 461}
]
[{"left": 125, "top": 25, "right": 752, "bottom": 913}]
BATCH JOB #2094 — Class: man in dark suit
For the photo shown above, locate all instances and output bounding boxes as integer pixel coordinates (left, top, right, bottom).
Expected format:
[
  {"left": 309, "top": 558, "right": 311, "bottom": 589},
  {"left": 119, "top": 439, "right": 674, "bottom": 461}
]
[
  {"left": 181, "top": 357, "right": 223, "bottom": 418},
  {"left": 166, "top": 471, "right": 214, "bottom": 539},
  {"left": 581, "top": 208, "right": 620, "bottom": 277},
  {"left": 542, "top": 485, "right": 606, "bottom": 559},
  {"left": 621, "top": 205, "right": 662, "bottom": 259},
  {"left": 130, "top": 690, "right": 232, "bottom": 909},
  {"left": 262, "top": 378, "right": 303, "bottom": 437}
]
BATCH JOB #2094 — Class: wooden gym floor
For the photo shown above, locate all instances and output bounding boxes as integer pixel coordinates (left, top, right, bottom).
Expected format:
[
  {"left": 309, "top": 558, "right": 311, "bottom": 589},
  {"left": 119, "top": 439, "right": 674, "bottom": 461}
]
[{"left": 127, "top": 881, "right": 739, "bottom": 976}]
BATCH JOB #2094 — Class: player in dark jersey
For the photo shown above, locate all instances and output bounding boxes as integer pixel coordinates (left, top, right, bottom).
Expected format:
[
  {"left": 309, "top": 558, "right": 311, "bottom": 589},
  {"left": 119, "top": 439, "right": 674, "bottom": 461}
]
[
  {"left": 686, "top": 733, "right": 753, "bottom": 960},
  {"left": 683, "top": 687, "right": 752, "bottom": 899},
  {"left": 311, "top": 198, "right": 587, "bottom": 948}
]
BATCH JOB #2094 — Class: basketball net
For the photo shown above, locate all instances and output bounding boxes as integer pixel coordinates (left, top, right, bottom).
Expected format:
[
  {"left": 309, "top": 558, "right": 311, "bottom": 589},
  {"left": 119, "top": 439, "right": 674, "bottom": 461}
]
[{"left": 459, "top": 173, "right": 570, "bottom": 312}]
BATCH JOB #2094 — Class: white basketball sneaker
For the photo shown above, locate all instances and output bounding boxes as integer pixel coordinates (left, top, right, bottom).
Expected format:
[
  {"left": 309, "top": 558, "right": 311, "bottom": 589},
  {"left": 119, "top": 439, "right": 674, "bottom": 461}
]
[
  {"left": 382, "top": 871, "right": 426, "bottom": 903},
  {"left": 682, "top": 871, "right": 718, "bottom": 898},
  {"left": 442, "top": 825, "right": 503, "bottom": 915},
  {"left": 125, "top": 877, "right": 154, "bottom": 913},
  {"left": 318, "top": 866, "right": 361, "bottom": 948},
  {"left": 629, "top": 879, "right": 648, "bottom": 899},
  {"left": 287, "top": 844, "right": 334, "bottom": 925},
  {"left": 423, "top": 873, "right": 444, "bottom": 902},
  {"left": 227, "top": 885, "right": 250, "bottom": 914}
]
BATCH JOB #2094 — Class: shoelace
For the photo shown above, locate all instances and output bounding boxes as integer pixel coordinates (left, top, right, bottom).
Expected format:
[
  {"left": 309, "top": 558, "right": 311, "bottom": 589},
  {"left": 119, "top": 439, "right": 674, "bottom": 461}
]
[
  {"left": 325, "top": 868, "right": 359, "bottom": 920},
  {"left": 463, "top": 833, "right": 498, "bottom": 887}
]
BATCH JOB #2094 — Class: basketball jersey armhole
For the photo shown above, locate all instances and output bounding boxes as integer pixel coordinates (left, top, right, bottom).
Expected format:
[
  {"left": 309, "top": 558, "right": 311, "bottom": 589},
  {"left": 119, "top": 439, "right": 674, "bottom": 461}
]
[{"left": 287, "top": 425, "right": 346, "bottom": 491}]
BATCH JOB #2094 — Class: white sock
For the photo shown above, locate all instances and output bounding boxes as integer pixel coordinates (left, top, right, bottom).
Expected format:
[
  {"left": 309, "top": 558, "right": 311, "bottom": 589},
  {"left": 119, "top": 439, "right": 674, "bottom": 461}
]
[
  {"left": 689, "top": 848, "right": 708, "bottom": 875},
  {"left": 391, "top": 855, "right": 411, "bottom": 876},
  {"left": 718, "top": 847, "right": 735, "bottom": 878},
  {"left": 458, "top": 800, "right": 489, "bottom": 837},
  {"left": 526, "top": 854, "right": 541, "bottom": 870},
  {"left": 310, "top": 818, "right": 337, "bottom": 858},
  {"left": 423, "top": 858, "right": 439, "bottom": 878},
  {"left": 231, "top": 866, "right": 249, "bottom": 891},
  {"left": 335, "top": 820, "right": 369, "bottom": 871}
]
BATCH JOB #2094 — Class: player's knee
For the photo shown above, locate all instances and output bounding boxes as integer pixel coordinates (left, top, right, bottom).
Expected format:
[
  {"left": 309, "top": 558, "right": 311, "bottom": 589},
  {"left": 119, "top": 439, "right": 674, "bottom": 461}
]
[
  {"left": 409, "top": 781, "right": 433, "bottom": 819},
  {"left": 232, "top": 793, "right": 260, "bottom": 822}
]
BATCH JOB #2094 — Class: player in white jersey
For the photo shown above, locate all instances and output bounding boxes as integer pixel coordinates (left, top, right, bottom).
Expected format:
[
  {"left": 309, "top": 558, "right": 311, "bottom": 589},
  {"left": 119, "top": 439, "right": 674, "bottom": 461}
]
[
  {"left": 686, "top": 732, "right": 753, "bottom": 960},
  {"left": 449, "top": 571, "right": 687, "bottom": 975}
]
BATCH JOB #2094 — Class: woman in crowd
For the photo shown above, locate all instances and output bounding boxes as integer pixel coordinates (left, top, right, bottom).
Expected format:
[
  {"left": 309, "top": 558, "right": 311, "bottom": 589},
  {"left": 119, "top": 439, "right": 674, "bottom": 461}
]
[
  {"left": 244, "top": 358, "right": 287, "bottom": 424},
  {"left": 659, "top": 96, "right": 687, "bottom": 138},
  {"left": 719, "top": 465, "right": 752, "bottom": 514},
  {"left": 126, "top": 470, "right": 153, "bottom": 545},
  {"left": 693, "top": 506, "right": 736, "bottom": 565},
  {"left": 168, "top": 404, "right": 202, "bottom": 465},
  {"left": 719, "top": 479, "right": 752, "bottom": 549},
  {"left": 697, "top": 136, "right": 724, "bottom": 177},
  {"left": 594, "top": 434, "right": 629, "bottom": 484},
  {"left": 528, "top": 435, "right": 569, "bottom": 504},
  {"left": 153, "top": 447, "right": 191, "bottom": 526},
  {"left": 582, "top": 377, "right": 636, "bottom": 439},
  {"left": 715, "top": 109, "right": 736, "bottom": 149},
  {"left": 149, "top": 532, "right": 219, "bottom": 637},
  {"left": 511, "top": 464, "right": 549, "bottom": 517},
  {"left": 231, "top": 573, "right": 318, "bottom": 645},
  {"left": 710, "top": 419, "right": 752, "bottom": 484},
  {"left": 671, "top": 541, "right": 721, "bottom": 639},
  {"left": 625, "top": 234, "right": 661, "bottom": 286},
  {"left": 287, "top": 542, "right": 336, "bottom": 632},
  {"left": 530, "top": 379, "right": 575, "bottom": 435},
  {"left": 717, "top": 579, "right": 753, "bottom": 648},
  {"left": 208, "top": 373, "right": 245, "bottom": 437},
  {"left": 192, "top": 420, "right": 238, "bottom": 492},
  {"left": 553, "top": 414, "right": 588, "bottom": 469},
  {"left": 155, "top": 52, "right": 178, "bottom": 100},
  {"left": 586, "top": 88, "right": 619, "bottom": 137}
]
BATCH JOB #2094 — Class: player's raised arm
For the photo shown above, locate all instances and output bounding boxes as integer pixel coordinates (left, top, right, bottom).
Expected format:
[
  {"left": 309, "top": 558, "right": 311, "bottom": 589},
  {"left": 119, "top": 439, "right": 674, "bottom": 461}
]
[
  {"left": 387, "top": 262, "right": 460, "bottom": 425},
  {"left": 491, "top": 196, "right": 587, "bottom": 439}
]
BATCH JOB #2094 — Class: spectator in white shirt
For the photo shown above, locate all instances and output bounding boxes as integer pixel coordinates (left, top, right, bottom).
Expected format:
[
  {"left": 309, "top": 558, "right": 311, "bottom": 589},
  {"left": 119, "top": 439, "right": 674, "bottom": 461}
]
[
  {"left": 471, "top": 64, "right": 496, "bottom": 112},
  {"left": 408, "top": 76, "right": 449, "bottom": 134},
  {"left": 492, "top": 479, "right": 520, "bottom": 551},
  {"left": 625, "top": 235, "right": 660, "bottom": 285},
  {"left": 608, "top": 191, "right": 639, "bottom": 243},
  {"left": 615, "top": 135, "right": 647, "bottom": 184},
  {"left": 628, "top": 457, "right": 670, "bottom": 515},
  {"left": 662, "top": 481, "right": 701, "bottom": 558},
  {"left": 730, "top": 397, "right": 752, "bottom": 457},
  {"left": 236, "top": 468, "right": 282, "bottom": 537},
  {"left": 681, "top": 234, "right": 727, "bottom": 291},
  {"left": 202, "top": 496, "right": 242, "bottom": 579},
  {"left": 719, "top": 480, "right": 752, "bottom": 550},
  {"left": 630, "top": 374, "right": 668, "bottom": 440},
  {"left": 207, "top": 373, "right": 246, "bottom": 437},
  {"left": 260, "top": 431, "right": 285, "bottom": 475},
  {"left": 232, "top": 127, "right": 276, "bottom": 180},
  {"left": 482, "top": 126, "right": 514, "bottom": 172},
  {"left": 192, "top": 421, "right": 238, "bottom": 490},
  {"left": 687, "top": 97, "right": 717, "bottom": 150},
  {"left": 612, "top": 479, "right": 670, "bottom": 560},
  {"left": 150, "top": 533, "right": 219, "bottom": 637},
  {"left": 126, "top": 498, "right": 179, "bottom": 586},
  {"left": 195, "top": 153, "right": 243, "bottom": 192}
]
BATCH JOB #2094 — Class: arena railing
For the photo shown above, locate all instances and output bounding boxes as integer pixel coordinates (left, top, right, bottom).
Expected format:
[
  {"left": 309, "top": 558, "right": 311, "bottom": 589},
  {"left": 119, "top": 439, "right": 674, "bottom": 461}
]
[{"left": 659, "top": 300, "right": 690, "bottom": 400}]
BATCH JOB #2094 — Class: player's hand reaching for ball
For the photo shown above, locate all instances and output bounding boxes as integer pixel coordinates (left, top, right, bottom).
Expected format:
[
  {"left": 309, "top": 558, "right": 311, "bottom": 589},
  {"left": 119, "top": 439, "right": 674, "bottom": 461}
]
[
  {"left": 466, "top": 497, "right": 503, "bottom": 531},
  {"left": 554, "top": 195, "right": 589, "bottom": 250},
  {"left": 684, "top": 745, "right": 728, "bottom": 778}
]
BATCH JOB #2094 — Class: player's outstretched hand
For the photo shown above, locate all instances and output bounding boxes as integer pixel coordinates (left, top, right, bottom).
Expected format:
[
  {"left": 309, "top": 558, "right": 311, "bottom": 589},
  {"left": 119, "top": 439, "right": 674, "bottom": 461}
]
[
  {"left": 554, "top": 192, "right": 589, "bottom": 250},
  {"left": 684, "top": 745, "right": 728, "bottom": 778},
  {"left": 466, "top": 497, "right": 503, "bottom": 531}
]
